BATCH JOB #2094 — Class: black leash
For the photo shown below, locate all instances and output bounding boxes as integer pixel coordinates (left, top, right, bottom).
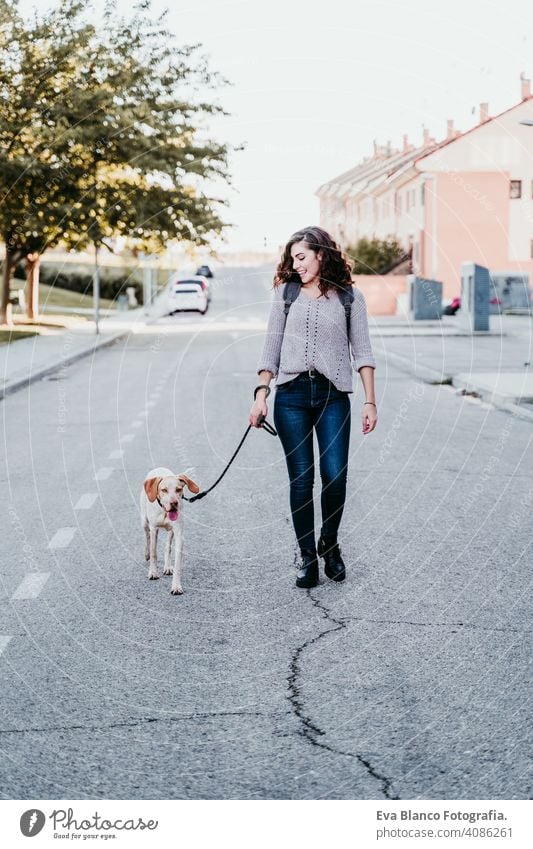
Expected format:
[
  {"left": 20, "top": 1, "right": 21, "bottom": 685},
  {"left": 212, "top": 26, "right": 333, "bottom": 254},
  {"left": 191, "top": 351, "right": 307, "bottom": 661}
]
[{"left": 183, "top": 414, "right": 277, "bottom": 503}]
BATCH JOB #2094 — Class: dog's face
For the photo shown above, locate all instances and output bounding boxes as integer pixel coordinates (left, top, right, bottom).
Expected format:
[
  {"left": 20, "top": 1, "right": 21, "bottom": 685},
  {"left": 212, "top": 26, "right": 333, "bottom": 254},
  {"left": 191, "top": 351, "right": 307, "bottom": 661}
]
[{"left": 144, "top": 474, "right": 200, "bottom": 521}]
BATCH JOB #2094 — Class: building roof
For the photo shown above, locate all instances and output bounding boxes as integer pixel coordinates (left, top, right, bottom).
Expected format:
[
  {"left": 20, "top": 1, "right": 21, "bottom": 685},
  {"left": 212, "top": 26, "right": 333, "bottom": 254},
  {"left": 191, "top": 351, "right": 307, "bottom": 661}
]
[{"left": 316, "top": 91, "right": 533, "bottom": 202}]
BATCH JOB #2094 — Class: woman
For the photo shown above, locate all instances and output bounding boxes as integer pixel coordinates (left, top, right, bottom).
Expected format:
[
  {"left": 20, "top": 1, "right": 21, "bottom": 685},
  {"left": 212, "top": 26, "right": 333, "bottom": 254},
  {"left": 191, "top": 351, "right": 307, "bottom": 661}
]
[{"left": 249, "top": 226, "right": 377, "bottom": 588}]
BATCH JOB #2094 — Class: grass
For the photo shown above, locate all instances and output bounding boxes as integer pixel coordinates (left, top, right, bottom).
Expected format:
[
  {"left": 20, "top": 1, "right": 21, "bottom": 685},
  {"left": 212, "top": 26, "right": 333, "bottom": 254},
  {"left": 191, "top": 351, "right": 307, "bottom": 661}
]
[
  {"left": 37, "top": 282, "right": 116, "bottom": 310},
  {"left": 0, "top": 328, "right": 39, "bottom": 346},
  {"left": 1, "top": 284, "right": 103, "bottom": 345}
]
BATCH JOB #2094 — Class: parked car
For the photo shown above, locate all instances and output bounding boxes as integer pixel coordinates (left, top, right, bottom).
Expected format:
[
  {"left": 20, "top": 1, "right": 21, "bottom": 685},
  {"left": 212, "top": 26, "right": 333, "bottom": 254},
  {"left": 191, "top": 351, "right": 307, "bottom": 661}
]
[
  {"left": 168, "top": 277, "right": 209, "bottom": 315},
  {"left": 196, "top": 264, "right": 214, "bottom": 279}
]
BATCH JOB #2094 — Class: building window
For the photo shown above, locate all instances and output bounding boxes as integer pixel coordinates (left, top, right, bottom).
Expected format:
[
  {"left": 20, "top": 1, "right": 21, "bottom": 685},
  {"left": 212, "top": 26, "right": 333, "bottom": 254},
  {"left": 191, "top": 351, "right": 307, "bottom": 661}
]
[{"left": 510, "top": 180, "right": 522, "bottom": 198}]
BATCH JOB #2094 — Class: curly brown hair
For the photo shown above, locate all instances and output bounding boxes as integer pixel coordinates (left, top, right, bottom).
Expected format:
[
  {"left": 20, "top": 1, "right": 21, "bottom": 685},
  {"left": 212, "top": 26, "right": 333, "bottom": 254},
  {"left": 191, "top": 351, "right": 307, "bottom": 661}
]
[{"left": 273, "top": 226, "right": 353, "bottom": 296}]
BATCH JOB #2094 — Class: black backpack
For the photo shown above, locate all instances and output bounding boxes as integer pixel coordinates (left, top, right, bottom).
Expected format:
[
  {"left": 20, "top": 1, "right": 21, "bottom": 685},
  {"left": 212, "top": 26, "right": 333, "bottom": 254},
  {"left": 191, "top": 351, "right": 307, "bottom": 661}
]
[{"left": 282, "top": 278, "right": 354, "bottom": 339}]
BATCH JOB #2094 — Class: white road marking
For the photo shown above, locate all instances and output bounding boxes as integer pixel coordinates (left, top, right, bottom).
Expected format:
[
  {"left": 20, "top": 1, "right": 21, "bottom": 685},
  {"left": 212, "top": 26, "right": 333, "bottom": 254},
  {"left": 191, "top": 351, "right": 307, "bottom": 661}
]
[
  {"left": 0, "top": 636, "right": 12, "bottom": 656},
  {"left": 108, "top": 449, "right": 124, "bottom": 459},
  {"left": 48, "top": 527, "right": 77, "bottom": 549},
  {"left": 145, "top": 401, "right": 156, "bottom": 408},
  {"left": 12, "top": 573, "right": 50, "bottom": 600},
  {"left": 94, "top": 467, "right": 113, "bottom": 480},
  {"left": 139, "top": 411, "right": 148, "bottom": 417},
  {"left": 120, "top": 434, "right": 135, "bottom": 443},
  {"left": 131, "top": 421, "right": 143, "bottom": 428},
  {"left": 75, "top": 493, "right": 98, "bottom": 510}
]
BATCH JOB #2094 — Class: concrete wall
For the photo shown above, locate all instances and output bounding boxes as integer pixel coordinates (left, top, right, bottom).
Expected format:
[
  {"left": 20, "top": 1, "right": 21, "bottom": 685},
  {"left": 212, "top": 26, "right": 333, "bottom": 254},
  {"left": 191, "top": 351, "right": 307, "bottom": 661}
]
[{"left": 353, "top": 275, "right": 407, "bottom": 315}]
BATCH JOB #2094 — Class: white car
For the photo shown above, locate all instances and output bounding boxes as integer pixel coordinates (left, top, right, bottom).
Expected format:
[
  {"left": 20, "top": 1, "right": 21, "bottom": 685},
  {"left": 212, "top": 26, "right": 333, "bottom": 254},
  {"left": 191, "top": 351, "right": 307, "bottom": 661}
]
[{"left": 167, "top": 276, "right": 209, "bottom": 315}]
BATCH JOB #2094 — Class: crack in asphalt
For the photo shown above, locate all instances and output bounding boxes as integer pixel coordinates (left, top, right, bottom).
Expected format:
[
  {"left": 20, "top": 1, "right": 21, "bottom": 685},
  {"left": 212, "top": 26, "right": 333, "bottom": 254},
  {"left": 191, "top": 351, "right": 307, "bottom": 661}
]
[
  {"left": 338, "top": 616, "right": 527, "bottom": 633},
  {"left": 287, "top": 547, "right": 400, "bottom": 800},
  {"left": 0, "top": 708, "right": 266, "bottom": 737}
]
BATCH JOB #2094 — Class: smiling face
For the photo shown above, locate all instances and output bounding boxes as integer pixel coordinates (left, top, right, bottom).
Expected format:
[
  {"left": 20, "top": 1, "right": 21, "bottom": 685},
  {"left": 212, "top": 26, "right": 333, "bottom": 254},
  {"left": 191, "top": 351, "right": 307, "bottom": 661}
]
[{"left": 290, "top": 240, "right": 322, "bottom": 286}]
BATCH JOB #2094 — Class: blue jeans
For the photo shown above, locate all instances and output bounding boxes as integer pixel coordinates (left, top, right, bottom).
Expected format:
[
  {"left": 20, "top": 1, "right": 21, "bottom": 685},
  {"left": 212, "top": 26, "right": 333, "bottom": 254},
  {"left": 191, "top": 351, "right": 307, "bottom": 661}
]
[{"left": 273, "top": 371, "right": 351, "bottom": 552}]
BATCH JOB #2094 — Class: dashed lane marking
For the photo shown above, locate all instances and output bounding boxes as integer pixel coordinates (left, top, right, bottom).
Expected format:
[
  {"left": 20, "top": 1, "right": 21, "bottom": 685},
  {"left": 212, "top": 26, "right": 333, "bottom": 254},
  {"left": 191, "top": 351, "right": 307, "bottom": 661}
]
[
  {"left": 131, "top": 421, "right": 143, "bottom": 428},
  {"left": 12, "top": 573, "right": 50, "bottom": 600},
  {"left": 0, "top": 636, "right": 12, "bottom": 656},
  {"left": 94, "top": 468, "right": 113, "bottom": 481},
  {"left": 75, "top": 493, "right": 98, "bottom": 510},
  {"left": 48, "top": 527, "right": 77, "bottom": 549},
  {"left": 120, "top": 434, "right": 135, "bottom": 443},
  {"left": 108, "top": 449, "right": 124, "bottom": 459}
]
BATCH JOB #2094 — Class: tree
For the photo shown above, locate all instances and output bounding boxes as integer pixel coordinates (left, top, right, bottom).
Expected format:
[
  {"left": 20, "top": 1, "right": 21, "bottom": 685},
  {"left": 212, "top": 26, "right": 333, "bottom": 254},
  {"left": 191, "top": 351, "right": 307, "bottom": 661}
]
[
  {"left": 0, "top": 0, "right": 233, "bottom": 324},
  {"left": 0, "top": 0, "right": 93, "bottom": 321},
  {"left": 347, "top": 236, "right": 407, "bottom": 275}
]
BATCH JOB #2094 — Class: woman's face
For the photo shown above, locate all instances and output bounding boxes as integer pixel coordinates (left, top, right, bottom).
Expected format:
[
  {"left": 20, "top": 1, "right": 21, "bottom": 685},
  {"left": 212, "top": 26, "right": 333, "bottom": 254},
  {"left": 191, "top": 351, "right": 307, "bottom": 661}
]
[{"left": 290, "top": 240, "right": 322, "bottom": 285}]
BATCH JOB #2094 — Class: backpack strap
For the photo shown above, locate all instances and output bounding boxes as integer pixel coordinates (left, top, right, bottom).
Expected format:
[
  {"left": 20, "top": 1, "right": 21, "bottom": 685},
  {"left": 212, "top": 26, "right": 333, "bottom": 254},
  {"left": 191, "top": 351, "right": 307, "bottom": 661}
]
[
  {"left": 283, "top": 279, "right": 301, "bottom": 321},
  {"left": 337, "top": 285, "right": 355, "bottom": 340}
]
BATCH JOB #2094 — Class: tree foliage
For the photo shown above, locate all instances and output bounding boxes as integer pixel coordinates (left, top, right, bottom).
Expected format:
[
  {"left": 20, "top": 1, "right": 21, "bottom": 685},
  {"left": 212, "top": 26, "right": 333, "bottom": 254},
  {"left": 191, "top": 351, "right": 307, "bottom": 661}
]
[
  {"left": 0, "top": 0, "right": 233, "bottom": 321},
  {"left": 347, "top": 236, "right": 406, "bottom": 275}
]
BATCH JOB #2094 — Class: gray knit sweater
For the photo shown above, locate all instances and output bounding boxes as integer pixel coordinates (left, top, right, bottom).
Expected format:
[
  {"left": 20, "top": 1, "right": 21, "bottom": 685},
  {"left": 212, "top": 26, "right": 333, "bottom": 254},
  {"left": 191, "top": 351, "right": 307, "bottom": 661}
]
[{"left": 257, "top": 285, "right": 376, "bottom": 392}]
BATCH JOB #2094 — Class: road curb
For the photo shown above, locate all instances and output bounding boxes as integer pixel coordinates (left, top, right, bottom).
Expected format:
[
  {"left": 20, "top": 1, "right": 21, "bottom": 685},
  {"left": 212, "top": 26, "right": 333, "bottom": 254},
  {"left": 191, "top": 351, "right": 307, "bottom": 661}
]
[
  {"left": 375, "top": 349, "right": 452, "bottom": 384},
  {"left": 0, "top": 328, "right": 130, "bottom": 401},
  {"left": 377, "top": 349, "right": 533, "bottom": 423}
]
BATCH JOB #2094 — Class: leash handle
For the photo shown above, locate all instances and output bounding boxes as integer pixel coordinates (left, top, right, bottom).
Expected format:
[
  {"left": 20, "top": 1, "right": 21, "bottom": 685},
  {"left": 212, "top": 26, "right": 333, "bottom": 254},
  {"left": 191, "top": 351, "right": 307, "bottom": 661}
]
[{"left": 257, "top": 413, "right": 277, "bottom": 435}]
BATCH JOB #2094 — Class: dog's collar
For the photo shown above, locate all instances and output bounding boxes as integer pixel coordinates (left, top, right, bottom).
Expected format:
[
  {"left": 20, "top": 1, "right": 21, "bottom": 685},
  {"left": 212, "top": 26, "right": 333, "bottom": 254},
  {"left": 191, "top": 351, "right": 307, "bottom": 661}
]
[{"left": 157, "top": 496, "right": 179, "bottom": 516}]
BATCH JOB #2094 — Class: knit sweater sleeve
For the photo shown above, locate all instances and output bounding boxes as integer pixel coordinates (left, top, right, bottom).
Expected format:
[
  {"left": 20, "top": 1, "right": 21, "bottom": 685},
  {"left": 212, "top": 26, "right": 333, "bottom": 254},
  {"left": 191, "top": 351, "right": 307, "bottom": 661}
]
[
  {"left": 257, "top": 285, "right": 285, "bottom": 376},
  {"left": 350, "top": 289, "right": 376, "bottom": 371}
]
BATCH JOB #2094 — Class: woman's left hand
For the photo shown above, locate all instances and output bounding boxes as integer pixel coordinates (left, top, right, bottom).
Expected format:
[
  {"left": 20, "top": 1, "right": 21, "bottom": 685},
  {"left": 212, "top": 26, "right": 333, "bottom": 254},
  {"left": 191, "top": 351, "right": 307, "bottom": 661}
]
[{"left": 362, "top": 403, "right": 378, "bottom": 434}]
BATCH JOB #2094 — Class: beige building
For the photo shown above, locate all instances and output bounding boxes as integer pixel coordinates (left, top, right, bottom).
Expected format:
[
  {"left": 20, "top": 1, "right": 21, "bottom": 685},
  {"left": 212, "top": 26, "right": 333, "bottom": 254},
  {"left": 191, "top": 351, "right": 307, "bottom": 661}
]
[{"left": 317, "top": 77, "right": 533, "bottom": 298}]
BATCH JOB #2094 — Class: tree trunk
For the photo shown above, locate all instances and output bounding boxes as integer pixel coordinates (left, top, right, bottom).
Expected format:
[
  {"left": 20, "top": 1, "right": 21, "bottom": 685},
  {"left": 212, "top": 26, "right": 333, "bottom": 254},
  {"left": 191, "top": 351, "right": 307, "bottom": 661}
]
[
  {"left": 0, "top": 246, "right": 18, "bottom": 326},
  {"left": 26, "top": 252, "right": 40, "bottom": 320}
]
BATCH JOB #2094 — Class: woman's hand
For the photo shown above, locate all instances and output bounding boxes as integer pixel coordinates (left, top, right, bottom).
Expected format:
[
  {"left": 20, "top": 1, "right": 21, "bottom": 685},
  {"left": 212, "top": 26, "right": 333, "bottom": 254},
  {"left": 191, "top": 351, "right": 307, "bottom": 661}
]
[
  {"left": 249, "top": 397, "right": 268, "bottom": 428},
  {"left": 362, "top": 403, "right": 378, "bottom": 434}
]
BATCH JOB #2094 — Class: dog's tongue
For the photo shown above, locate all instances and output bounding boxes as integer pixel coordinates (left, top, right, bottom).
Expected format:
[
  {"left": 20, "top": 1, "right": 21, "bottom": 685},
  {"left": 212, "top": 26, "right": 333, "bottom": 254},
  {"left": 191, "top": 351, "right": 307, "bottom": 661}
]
[{"left": 168, "top": 510, "right": 178, "bottom": 522}]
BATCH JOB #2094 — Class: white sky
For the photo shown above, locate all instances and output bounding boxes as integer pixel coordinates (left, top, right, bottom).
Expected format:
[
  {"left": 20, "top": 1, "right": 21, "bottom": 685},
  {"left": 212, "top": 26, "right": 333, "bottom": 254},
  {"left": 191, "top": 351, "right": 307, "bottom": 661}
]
[{"left": 23, "top": 0, "right": 533, "bottom": 251}]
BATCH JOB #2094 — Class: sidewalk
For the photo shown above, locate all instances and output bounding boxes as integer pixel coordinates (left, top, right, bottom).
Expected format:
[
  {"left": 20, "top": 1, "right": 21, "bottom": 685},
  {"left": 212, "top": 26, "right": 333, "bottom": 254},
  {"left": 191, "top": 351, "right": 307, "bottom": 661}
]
[
  {"left": 372, "top": 313, "right": 533, "bottom": 419},
  {"left": 1, "top": 305, "right": 532, "bottom": 420},
  {"left": 0, "top": 304, "right": 162, "bottom": 400}
]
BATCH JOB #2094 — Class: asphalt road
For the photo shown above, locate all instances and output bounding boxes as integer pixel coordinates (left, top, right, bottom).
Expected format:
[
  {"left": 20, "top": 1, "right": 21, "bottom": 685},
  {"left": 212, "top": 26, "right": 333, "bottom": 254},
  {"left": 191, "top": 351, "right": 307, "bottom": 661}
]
[{"left": 1, "top": 265, "right": 531, "bottom": 799}]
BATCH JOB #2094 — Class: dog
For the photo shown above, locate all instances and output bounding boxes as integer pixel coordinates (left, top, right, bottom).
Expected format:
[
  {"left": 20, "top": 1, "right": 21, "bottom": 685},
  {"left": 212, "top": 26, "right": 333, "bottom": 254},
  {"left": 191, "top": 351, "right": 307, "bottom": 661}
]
[{"left": 140, "top": 468, "right": 200, "bottom": 595}]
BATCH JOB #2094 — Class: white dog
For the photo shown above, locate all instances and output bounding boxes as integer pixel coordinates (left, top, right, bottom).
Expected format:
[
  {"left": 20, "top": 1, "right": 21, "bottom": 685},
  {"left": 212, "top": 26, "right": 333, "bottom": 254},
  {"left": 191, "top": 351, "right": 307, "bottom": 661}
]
[{"left": 140, "top": 467, "right": 200, "bottom": 595}]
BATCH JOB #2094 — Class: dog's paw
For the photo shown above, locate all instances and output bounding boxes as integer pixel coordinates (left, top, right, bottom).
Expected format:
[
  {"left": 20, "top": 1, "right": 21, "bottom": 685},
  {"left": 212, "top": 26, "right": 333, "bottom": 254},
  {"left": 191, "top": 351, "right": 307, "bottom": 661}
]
[
  {"left": 170, "top": 586, "right": 184, "bottom": 595},
  {"left": 162, "top": 568, "right": 173, "bottom": 576},
  {"left": 148, "top": 573, "right": 159, "bottom": 581}
]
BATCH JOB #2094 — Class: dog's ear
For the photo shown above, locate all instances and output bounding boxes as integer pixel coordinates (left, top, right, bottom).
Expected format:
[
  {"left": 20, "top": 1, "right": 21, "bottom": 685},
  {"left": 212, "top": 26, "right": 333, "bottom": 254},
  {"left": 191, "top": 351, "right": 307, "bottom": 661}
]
[
  {"left": 144, "top": 477, "right": 162, "bottom": 502},
  {"left": 178, "top": 474, "right": 200, "bottom": 494}
]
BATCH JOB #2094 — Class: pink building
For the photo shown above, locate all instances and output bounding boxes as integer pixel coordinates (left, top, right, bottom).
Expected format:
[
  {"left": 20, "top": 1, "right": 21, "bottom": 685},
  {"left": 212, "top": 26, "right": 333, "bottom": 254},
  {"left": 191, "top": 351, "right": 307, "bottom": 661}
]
[{"left": 317, "top": 77, "right": 533, "bottom": 300}]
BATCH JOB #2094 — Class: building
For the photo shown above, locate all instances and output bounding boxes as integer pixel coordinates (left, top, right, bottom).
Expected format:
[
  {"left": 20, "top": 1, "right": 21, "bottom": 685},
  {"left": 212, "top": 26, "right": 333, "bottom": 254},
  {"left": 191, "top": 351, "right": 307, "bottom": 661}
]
[{"left": 317, "top": 76, "right": 533, "bottom": 299}]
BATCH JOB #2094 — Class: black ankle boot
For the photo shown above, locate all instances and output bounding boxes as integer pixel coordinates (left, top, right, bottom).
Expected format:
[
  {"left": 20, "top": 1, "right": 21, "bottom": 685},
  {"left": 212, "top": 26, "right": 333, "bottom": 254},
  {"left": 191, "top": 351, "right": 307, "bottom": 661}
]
[
  {"left": 296, "top": 548, "right": 319, "bottom": 588},
  {"left": 317, "top": 535, "right": 346, "bottom": 582}
]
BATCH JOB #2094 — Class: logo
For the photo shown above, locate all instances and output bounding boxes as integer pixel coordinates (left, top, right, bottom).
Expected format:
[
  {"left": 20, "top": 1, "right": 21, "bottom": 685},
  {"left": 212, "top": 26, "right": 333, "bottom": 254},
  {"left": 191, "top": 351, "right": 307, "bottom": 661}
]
[{"left": 20, "top": 809, "right": 46, "bottom": 837}]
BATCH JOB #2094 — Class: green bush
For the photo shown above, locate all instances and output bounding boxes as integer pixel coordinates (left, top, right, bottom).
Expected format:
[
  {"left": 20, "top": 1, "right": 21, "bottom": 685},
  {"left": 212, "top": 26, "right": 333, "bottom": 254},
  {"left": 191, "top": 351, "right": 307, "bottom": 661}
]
[
  {"left": 37, "top": 264, "right": 143, "bottom": 303},
  {"left": 347, "top": 237, "right": 406, "bottom": 275}
]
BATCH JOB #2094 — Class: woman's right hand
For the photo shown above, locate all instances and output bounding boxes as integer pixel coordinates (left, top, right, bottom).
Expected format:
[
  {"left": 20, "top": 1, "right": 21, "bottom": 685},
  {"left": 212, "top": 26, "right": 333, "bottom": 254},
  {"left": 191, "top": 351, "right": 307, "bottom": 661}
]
[{"left": 249, "top": 398, "right": 268, "bottom": 428}]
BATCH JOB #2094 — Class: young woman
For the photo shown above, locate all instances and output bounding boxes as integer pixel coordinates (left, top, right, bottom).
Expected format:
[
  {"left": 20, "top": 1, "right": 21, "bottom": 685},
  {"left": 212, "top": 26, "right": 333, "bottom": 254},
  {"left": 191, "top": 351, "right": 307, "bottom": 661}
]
[{"left": 249, "top": 226, "right": 377, "bottom": 588}]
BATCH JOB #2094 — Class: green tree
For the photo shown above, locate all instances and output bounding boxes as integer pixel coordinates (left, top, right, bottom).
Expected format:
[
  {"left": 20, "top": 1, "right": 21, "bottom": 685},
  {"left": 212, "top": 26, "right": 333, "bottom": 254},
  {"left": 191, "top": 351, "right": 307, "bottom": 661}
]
[
  {"left": 347, "top": 236, "right": 407, "bottom": 275},
  {"left": 0, "top": 0, "right": 233, "bottom": 324}
]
